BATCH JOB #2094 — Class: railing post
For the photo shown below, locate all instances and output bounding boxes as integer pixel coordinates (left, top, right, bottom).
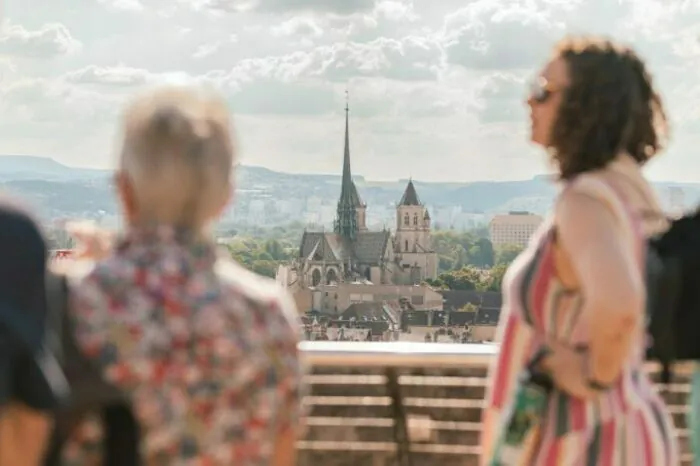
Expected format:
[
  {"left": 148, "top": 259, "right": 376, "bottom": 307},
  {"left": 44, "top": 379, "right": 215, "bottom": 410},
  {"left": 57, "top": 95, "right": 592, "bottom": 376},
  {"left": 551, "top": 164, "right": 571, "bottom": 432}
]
[{"left": 386, "top": 367, "right": 413, "bottom": 466}]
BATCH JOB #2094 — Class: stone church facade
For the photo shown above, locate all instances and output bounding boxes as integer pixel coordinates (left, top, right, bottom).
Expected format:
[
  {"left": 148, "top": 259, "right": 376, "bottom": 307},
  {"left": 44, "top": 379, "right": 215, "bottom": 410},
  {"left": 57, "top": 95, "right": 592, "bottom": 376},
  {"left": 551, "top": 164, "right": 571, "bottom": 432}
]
[{"left": 287, "top": 101, "right": 438, "bottom": 290}]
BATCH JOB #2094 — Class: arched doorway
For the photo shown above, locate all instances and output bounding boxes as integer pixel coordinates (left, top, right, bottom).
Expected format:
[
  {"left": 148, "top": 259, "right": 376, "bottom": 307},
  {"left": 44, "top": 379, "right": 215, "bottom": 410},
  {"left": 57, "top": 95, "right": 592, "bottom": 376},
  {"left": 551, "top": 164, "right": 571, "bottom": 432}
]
[
  {"left": 311, "top": 269, "right": 321, "bottom": 286},
  {"left": 326, "top": 268, "right": 338, "bottom": 284}
]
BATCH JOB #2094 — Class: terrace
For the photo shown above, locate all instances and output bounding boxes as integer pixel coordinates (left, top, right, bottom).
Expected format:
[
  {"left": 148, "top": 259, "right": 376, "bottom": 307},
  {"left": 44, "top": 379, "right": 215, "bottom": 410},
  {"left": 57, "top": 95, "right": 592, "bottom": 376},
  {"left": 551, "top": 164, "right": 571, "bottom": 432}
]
[{"left": 298, "top": 341, "right": 694, "bottom": 466}]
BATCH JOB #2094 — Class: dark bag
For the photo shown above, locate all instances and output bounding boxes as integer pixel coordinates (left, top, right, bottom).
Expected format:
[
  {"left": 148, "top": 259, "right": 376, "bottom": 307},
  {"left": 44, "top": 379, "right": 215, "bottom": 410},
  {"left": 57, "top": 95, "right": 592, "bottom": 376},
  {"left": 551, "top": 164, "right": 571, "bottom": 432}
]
[
  {"left": 42, "top": 272, "right": 142, "bottom": 466},
  {"left": 645, "top": 208, "right": 700, "bottom": 383}
]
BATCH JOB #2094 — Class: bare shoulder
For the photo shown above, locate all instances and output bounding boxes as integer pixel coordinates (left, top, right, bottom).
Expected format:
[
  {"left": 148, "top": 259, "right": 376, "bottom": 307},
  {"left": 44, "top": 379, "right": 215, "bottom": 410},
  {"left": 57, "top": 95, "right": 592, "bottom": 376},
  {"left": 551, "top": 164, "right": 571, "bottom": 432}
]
[{"left": 215, "top": 259, "right": 300, "bottom": 326}]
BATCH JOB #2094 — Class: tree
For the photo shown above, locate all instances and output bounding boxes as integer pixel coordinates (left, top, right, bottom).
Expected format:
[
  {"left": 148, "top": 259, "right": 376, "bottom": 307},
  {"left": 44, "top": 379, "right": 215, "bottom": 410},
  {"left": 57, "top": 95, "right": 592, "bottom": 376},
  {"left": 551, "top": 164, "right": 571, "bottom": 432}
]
[
  {"left": 432, "top": 230, "right": 495, "bottom": 272},
  {"left": 482, "top": 263, "right": 508, "bottom": 292},
  {"left": 469, "top": 237, "right": 495, "bottom": 268},
  {"left": 426, "top": 262, "right": 510, "bottom": 292},
  {"left": 427, "top": 266, "right": 484, "bottom": 291},
  {"left": 251, "top": 260, "right": 279, "bottom": 278},
  {"left": 263, "top": 239, "right": 286, "bottom": 260},
  {"left": 226, "top": 236, "right": 295, "bottom": 278},
  {"left": 459, "top": 302, "right": 478, "bottom": 313},
  {"left": 495, "top": 244, "right": 524, "bottom": 266}
]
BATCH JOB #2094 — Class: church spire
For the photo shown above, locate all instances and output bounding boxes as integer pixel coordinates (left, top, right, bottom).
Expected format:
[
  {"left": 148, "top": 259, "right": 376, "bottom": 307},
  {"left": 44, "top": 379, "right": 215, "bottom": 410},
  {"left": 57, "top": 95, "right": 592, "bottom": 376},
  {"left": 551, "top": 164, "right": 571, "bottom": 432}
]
[
  {"left": 399, "top": 179, "right": 421, "bottom": 206},
  {"left": 342, "top": 90, "right": 352, "bottom": 194},
  {"left": 334, "top": 89, "right": 362, "bottom": 240}
]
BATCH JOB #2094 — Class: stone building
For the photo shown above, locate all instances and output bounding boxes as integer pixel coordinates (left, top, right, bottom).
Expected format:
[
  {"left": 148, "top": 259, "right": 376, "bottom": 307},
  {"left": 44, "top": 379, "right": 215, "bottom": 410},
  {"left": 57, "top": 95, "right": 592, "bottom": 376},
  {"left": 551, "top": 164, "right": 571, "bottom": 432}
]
[
  {"left": 277, "top": 100, "right": 439, "bottom": 315},
  {"left": 489, "top": 211, "right": 544, "bottom": 248}
]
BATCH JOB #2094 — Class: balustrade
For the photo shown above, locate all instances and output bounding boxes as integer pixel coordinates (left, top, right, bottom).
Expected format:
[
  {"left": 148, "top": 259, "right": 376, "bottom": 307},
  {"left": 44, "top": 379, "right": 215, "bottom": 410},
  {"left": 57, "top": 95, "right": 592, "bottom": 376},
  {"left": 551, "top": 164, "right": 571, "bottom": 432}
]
[{"left": 298, "top": 342, "right": 693, "bottom": 466}]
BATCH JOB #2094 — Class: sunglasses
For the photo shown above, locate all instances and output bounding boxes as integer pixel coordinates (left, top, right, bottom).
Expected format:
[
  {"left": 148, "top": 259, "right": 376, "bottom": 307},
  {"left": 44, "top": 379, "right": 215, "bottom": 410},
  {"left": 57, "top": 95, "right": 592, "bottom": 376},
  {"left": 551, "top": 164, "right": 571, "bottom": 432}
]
[{"left": 528, "top": 77, "right": 560, "bottom": 104}]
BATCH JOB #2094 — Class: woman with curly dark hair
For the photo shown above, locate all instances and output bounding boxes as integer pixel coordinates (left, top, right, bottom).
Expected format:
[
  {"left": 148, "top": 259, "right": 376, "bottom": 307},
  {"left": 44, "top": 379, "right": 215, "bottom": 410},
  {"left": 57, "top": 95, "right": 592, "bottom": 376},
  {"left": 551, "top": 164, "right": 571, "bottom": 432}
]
[{"left": 481, "top": 37, "right": 678, "bottom": 466}]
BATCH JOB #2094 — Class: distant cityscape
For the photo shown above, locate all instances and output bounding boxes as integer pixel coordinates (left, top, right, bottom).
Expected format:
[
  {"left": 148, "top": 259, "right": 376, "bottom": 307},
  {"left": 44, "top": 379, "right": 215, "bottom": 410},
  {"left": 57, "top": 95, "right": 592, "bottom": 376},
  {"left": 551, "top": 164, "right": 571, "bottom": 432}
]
[{"left": 0, "top": 155, "right": 693, "bottom": 233}]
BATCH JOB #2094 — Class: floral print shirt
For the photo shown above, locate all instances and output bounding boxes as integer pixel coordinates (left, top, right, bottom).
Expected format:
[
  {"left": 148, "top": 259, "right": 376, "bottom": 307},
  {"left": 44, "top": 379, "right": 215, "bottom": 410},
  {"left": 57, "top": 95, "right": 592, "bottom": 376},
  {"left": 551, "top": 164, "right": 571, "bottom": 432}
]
[{"left": 63, "top": 226, "right": 303, "bottom": 465}]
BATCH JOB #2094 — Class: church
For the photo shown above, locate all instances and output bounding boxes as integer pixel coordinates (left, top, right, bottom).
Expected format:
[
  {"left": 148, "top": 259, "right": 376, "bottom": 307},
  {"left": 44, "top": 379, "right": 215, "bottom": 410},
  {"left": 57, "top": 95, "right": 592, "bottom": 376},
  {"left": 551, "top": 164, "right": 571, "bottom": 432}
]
[{"left": 291, "top": 102, "right": 438, "bottom": 289}]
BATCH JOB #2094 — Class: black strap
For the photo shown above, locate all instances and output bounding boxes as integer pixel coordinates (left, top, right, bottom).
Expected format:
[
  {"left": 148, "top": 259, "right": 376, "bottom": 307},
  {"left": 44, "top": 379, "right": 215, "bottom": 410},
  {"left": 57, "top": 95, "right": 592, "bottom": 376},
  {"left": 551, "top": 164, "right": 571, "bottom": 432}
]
[
  {"left": 386, "top": 368, "right": 412, "bottom": 466},
  {"left": 103, "top": 404, "right": 142, "bottom": 466}
]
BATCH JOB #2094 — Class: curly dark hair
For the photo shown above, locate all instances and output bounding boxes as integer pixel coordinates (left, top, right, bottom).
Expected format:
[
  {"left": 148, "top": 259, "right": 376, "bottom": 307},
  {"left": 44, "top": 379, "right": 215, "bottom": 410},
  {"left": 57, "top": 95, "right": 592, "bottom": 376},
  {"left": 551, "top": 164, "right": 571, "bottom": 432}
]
[{"left": 549, "top": 36, "right": 669, "bottom": 180}]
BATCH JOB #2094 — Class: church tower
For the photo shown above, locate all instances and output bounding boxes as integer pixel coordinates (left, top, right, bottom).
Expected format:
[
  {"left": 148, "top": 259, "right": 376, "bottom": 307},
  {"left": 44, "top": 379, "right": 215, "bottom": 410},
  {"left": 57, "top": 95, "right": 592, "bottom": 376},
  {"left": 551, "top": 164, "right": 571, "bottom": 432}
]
[
  {"left": 334, "top": 93, "right": 366, "bottom": 240},
  {"left": 394, "top": 180, "right": 437, "bottom": 283}
]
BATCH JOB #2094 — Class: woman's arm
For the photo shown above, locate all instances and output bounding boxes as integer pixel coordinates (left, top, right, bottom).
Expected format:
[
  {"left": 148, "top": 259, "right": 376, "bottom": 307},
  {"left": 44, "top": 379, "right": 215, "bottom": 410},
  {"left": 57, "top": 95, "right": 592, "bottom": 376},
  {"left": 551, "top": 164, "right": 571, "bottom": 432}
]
[
  {"left": 0, "top": 340, "right": 63, "bottom": 465},
  {"left": 554, "top": 189, "right": 644, "bottom": 386},
  {"left": 0, "top": 403, "right": 53, "bottom": 465}
]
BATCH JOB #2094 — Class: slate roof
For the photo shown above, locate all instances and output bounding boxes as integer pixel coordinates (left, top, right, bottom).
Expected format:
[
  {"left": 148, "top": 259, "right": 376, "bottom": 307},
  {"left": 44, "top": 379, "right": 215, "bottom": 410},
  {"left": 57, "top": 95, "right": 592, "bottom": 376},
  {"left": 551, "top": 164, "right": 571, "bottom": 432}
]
[
  {"left": 299, "top": 231, "right": 346, "bottom": 262},
  {"left": 439, "top": 290, "right": 502, "bottom": 310},
  {"left": 299, "top": 230, "right": 390, "bottom": 265},
  {"left": 399, "top": 180, "right": 421, "bottom": 206},
  {"left": 341, "top": 302, "right": 391, "bottom": 321},
  {"left": 354, "top": 231, "right": 391, "bottom": 264}
]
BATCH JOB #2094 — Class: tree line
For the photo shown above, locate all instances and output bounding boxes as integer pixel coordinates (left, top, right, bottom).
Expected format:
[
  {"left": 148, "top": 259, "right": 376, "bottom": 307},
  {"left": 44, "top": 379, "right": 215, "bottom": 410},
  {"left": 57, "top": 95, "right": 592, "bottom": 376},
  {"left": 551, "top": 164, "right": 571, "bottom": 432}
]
[
  {"left": 221, "top": 226, "right": 525, "bottom": 292},
  {"left": 425, "top": 230, "right": 523, "bottom": 291}
]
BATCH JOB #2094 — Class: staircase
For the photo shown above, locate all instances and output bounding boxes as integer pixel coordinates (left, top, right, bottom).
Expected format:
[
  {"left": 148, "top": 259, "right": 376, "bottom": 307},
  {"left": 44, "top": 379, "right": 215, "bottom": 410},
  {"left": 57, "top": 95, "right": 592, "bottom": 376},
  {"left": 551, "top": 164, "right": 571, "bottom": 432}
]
[{"left": 297, "top": 342, "right": 694, "bottom": 466}]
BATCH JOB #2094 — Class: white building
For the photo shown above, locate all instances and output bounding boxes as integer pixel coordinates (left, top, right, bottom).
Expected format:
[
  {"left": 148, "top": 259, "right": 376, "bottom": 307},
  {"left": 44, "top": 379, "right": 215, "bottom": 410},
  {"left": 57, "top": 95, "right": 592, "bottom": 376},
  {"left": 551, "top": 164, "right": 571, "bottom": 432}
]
[{"left": 489, "top": 211, "right": 544, "bottom": 248}]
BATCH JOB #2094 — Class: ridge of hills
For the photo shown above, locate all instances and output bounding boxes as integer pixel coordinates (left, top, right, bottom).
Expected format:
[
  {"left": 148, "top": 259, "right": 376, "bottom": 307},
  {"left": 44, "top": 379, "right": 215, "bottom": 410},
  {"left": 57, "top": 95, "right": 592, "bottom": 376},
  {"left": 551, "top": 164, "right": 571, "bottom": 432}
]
[{"left": 0, "top": 155, "right": 696, "bottom": 223}]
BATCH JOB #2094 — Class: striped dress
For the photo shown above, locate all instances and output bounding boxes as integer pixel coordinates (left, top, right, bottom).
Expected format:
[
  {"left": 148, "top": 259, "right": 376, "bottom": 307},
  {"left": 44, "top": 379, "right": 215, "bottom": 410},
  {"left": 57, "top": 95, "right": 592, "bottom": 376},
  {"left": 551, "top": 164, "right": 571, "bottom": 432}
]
[{"left": 482, "top": 171, "right": 679, "bottom": 466}]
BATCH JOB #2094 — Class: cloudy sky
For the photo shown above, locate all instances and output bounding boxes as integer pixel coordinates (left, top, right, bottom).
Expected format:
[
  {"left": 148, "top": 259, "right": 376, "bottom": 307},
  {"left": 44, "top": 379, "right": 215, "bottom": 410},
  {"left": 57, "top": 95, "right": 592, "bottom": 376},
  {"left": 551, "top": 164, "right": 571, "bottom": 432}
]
[{"left": 0, "top": 0, "right": 699, "bottom": 182}]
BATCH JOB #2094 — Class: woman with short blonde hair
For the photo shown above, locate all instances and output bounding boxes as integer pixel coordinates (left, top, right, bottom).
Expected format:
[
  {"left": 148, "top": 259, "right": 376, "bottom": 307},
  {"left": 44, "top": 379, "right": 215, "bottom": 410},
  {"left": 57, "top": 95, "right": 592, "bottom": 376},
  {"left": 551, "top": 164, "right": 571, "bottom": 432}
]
[
  {"left": 117, "top": 86, "right": 233, "bottom": 230},
  {"left": 62, "top": 86, "right": 304, "bottom": 466}
]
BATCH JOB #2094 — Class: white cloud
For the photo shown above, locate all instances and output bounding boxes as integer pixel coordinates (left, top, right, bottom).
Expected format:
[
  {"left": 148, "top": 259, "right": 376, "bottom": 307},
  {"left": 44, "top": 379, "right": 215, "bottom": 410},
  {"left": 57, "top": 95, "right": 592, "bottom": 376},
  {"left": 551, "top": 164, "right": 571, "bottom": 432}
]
[
  {"left": 1, "top": 0, "right": 700, "bottom": 182},
  {"left": 0, "top": 22, "right": 82, "bottom": 58},
  {"left": 98, "top": 0, "right": 145, "bottom": 12},
  {"left": 0, "top": 78, "right": 115, "bottom": 125},
  {"left": 188, "top": 0, "right": 377, "bottom": 14},
  {"left": 63, "top": 65, "right": 153, "bottom": 87},
  {"left": 442, "top": 1, "right": 562, "bottom": 70},
  {"left": 215, "top": 36, "right": 445, "bottom": 84},
  {"left": 252, "top": 0, "right": 377, "bottom": 14},
  {"left": 271, "top": 17, "right": 324, "bottom": 38},
  {"left": 374, "top": 0, "right": 419, "bottom": 22}
]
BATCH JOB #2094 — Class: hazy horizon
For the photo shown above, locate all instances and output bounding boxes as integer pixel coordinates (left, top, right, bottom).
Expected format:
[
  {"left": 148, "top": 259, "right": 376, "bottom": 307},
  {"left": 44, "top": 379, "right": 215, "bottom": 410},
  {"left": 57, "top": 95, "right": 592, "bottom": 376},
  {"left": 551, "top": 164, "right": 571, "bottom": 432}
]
[
  {"left": 4, "top": 153, "right": 700, "bottom": 186},
  {"left": 1, "top": 0, "right": 699, "bottom": 182}
]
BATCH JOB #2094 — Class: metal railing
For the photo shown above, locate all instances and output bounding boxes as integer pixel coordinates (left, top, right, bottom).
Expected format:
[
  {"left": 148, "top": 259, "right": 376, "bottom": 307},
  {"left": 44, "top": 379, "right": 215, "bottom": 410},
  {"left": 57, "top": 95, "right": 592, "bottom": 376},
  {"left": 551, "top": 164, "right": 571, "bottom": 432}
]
[{"left": 298, "top": 341, "right": 694, "bottom": 466}]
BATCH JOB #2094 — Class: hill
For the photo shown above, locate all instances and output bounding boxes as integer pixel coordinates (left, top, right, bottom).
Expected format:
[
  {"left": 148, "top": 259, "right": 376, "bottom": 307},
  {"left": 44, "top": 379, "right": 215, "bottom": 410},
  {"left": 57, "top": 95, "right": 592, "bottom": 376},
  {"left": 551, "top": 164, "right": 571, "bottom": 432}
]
[
  {"left": 0, "top": 156, "right": 108, "bottom": 181},
  {"left": 0, "top": 156, "right": 697, "bottom": 225}
]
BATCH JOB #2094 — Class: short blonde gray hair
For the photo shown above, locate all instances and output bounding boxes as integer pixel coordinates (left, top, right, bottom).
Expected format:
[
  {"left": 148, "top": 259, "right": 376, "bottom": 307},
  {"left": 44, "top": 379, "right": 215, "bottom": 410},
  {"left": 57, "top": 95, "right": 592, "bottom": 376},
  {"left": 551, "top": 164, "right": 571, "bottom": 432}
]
[{"left": 119, "top": 86, "right": 234, "bottom": 229}]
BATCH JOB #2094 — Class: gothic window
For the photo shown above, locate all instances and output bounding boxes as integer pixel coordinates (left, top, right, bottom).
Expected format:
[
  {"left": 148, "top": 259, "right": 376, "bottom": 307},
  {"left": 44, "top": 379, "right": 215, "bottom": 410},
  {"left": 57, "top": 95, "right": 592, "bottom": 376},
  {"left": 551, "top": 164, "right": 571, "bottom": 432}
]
[
  {"left": 326, "top": 268, "right": 338, "bottom": 284},
  {"left": 404, "top": 239, "right": 408, "bottom": 252},
  {"left": 404, "top": 213, "right": 409, "bottom": 225},
  {"left": 311, "top": 269, "right": 321, "bottom": 286},
  {"left": 413, "top": 214, "right": 418, "bottom": 225}
]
